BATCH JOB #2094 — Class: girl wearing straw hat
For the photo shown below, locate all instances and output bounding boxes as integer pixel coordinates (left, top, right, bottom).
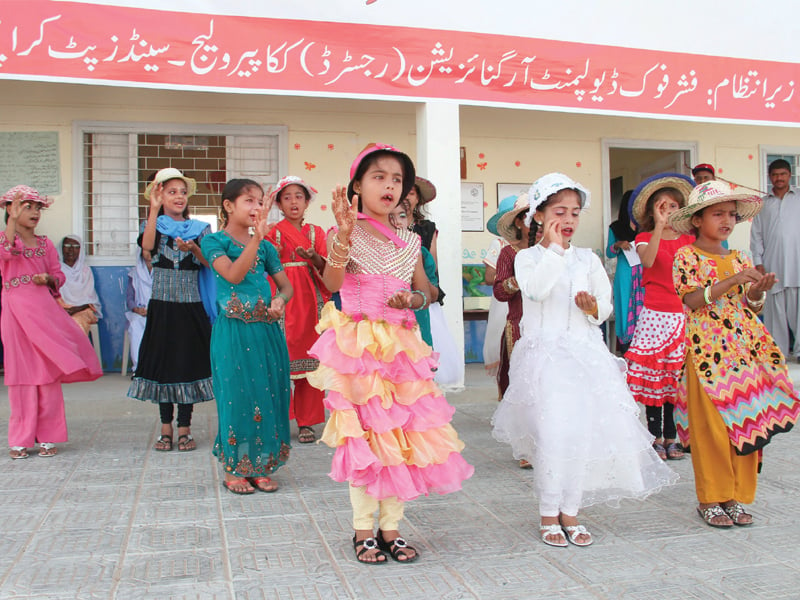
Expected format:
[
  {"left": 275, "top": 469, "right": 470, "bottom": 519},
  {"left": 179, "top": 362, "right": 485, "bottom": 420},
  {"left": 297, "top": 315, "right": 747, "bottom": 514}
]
[
  {"left": 493, "top": 193, "right": 541, "bottom": 401},
  {"left": 624, "top": 173, "right": 695, "bottom": 461},
  {"left": 481, "top": 196, "right": 514, "bottom": 378},
  {"left": 492, "top": 173, "right": 677, "bottom": 547},
  {"left": 670, "top": 180, "right": 800, "bottom": 528}
]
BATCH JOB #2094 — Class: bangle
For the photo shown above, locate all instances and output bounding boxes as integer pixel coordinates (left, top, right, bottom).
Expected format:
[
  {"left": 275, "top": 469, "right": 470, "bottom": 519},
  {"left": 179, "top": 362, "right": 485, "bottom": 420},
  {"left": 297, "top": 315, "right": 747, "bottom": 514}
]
[
  {"left": 325, "top": 255, "right": 348, "bottom": 269},
  {"left": 275, "top": 292, "right": 290, "bottom": 304},
  {"left": 703, "top": 286, "right": 713, "bottom": 305},
  {"left": 411, "top": 289, "right": 428, "bottom": 309},
  {"left": 332, "top": 235, "right": 350, "bottom": 251},
  {"left": 746, "top": 289, "right": 766, "bottom": 307}
]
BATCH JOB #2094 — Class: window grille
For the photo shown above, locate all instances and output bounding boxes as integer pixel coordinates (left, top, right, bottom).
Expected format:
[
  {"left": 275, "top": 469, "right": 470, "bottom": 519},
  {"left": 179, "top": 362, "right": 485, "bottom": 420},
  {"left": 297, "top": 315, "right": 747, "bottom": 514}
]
[{"left": 79, "top": 125, "right": 284, "bottom": 260}]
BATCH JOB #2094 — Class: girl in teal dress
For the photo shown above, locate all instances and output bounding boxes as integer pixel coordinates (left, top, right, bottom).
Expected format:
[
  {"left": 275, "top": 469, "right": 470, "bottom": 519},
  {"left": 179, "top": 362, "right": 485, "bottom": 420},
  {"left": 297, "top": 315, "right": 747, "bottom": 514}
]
[{"left": 200, "top": 179, "right": 294, "bottom": 495}]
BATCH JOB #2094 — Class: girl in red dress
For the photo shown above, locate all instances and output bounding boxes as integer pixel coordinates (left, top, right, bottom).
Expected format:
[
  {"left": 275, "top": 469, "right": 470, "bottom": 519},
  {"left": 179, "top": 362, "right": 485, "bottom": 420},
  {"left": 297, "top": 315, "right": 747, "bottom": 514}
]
[{"left": 266, "top": 176, "right": 331, "bottom": 444}]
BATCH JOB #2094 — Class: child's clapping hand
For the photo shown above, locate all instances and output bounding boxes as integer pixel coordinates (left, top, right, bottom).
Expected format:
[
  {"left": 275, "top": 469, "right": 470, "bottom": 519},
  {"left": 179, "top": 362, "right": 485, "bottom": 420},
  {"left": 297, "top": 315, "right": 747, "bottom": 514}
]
[
  {"left": 387, "top": 289, "right": 415, "bottom": 309},
  {"left": 332, "top": 185, "right": 357, "bottom": 240},
  {"left": 267, "top": 295, "right": 286, "bottom": 321},
  {"left": 575, "top": 291, "right": 598, "bottom": 318}
]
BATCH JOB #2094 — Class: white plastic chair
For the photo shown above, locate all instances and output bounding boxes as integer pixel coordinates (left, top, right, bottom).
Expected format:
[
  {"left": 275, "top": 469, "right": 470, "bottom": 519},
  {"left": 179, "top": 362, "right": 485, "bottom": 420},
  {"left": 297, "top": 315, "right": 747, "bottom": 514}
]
[{"left": 88, "top": 323, "right": 102, "bottom": 366}]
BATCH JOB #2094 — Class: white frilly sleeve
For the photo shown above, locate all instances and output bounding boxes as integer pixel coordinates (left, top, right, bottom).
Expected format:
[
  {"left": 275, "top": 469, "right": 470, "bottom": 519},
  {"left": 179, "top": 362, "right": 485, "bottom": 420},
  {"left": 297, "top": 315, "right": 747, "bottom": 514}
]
[
  {"left": 515, "top": 244, "right": 566, "bottom": 303},
  {"left": 586, "top": 251, "right": 613, "bottom": 325}
]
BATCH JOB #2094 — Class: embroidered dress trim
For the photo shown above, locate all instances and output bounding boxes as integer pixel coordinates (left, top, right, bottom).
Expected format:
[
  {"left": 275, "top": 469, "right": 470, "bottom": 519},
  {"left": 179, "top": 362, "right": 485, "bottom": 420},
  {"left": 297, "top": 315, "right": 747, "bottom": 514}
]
[
  {"left": 3, "top": 274, "right": 33, "bottom": 290},
  {"left": 0, "top": 233, "right": 47, "bottom": 257},
  {"left": 128, "top": 377, "right": 214, "bottom": 404},
  {"left": 223, "top": 292, "right": 269, "bottom": 323}
]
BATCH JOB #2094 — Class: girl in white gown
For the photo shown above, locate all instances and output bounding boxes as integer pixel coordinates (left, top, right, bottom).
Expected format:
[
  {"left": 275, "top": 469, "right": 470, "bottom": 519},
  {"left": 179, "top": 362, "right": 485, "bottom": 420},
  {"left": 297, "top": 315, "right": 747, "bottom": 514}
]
[{"left": 492, "top": 173, "right": 677, "bottom": 547}]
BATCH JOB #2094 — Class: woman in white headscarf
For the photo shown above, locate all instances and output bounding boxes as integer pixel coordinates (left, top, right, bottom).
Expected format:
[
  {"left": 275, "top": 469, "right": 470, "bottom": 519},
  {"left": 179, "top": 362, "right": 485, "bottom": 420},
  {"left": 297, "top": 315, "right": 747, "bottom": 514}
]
[
  {"left": 125, "top": 248, "right": 152, "bottom": 372},
  {"left": 58, "top": 234, "right": 102, "bottom": 334}
]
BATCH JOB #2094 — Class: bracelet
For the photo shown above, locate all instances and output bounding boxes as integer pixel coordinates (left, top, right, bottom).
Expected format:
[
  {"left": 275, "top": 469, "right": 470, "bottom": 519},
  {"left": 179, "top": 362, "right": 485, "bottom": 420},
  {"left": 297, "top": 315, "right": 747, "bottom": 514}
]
[
  {"left": 411, "top": 289, "right": 428, "bottom": 309},
  {"left": 746, "top": 290, "right": 766, "bottom": 307},
  {"left": 325, "top": 255, "right": 348, "bottom": 269},
  {"left": 332, "top": 235, "right": 350, "bottom": 251},
  {"left": 275, "top": 292, "right": 290, "bottom": 304},
  {"left": 329, "top": 246, "right": 350, "bottom": 260},
  {"left": 703, "top": 286, "right": 713, "bottom": 305}
]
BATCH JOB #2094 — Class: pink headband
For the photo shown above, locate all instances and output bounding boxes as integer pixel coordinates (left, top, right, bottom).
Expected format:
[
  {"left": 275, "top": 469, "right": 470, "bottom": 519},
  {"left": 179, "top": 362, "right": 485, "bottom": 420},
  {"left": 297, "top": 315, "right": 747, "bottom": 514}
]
[
  {"left": 0, "top": 185, "right": 53, "bottom": 208},
  {"left": 349, "top": 143, "right": 404, "bottom": 180}
]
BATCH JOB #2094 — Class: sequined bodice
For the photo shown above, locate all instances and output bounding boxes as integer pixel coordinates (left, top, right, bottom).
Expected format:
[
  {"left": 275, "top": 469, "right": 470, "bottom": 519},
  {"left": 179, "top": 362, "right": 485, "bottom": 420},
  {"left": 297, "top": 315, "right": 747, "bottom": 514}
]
[{"left": 345, "top": 224, "right": 420, "bottom": 284}]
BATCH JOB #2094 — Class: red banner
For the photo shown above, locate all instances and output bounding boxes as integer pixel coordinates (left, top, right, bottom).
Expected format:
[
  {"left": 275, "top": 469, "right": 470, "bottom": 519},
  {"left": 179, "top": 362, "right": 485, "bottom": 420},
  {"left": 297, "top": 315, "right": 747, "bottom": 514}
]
[{"left": 1, "top": 1, "right": 798, "bottom": 124}]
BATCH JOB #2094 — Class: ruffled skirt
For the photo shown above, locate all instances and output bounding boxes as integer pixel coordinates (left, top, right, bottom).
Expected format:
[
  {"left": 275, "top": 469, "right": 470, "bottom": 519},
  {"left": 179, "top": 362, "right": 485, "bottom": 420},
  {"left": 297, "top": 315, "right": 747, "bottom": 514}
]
[
  {"left": 625, "top": 307, "right": 685, "bottom": 406},
  {"left": 308, "top": 301, "right": 474, "bottom": 501},
  {"left": 492, "top": 330, "right": 678, "bottom": 509}
]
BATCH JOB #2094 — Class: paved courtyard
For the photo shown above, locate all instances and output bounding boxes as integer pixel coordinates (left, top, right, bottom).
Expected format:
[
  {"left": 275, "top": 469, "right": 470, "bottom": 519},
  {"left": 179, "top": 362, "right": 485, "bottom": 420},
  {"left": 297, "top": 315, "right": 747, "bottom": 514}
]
[{"left": 1, "top": 364, "right": 799, "bottom": 599}]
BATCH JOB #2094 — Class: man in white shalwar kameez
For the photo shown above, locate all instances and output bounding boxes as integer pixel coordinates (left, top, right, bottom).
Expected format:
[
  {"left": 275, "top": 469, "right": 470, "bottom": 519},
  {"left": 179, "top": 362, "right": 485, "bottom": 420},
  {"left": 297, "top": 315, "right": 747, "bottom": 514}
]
[{"left": 750, "top": 159, "right": 800, "bottom": 361}]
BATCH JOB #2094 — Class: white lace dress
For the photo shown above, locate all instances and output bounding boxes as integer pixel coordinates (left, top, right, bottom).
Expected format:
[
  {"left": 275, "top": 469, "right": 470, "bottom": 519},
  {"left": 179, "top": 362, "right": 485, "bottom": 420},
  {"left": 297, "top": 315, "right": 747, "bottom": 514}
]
[{"left": 491, "top": 244, "right": 677, "bottom": 514}]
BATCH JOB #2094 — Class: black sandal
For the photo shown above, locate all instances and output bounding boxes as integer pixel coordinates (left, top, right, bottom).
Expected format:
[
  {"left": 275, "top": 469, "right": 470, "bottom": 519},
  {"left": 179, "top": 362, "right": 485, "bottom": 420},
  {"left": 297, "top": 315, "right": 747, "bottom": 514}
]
[
  {"left": 154, "top": 435, "right": 173, "bottom": 451},
  {"left": 376, "top": 530, "right": 418, "bottom": 563},
  {"left": 352, "top": 535, "right": 387, "bottom": 565}
]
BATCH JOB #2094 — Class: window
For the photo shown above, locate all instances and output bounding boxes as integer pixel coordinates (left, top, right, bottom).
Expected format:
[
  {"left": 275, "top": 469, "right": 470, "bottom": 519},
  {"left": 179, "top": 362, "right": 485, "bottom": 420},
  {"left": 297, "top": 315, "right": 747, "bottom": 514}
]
[
  {"left": 74, "top": 122, "right": 287, "bottom": 263},
  {"left": 761, "top": 146, "right": 800, "bottom": 192}
]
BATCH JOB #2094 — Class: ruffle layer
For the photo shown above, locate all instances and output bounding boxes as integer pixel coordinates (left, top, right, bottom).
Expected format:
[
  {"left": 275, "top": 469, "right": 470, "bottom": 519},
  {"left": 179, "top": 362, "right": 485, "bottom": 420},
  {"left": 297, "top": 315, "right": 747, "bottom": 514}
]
[
  {"left": 307, "top": 364, "right": 438, "bottom": 409},
  {"left": 324, "top": 392, "right": 455, "bottom": 434},
  {"left": 321, "top": 410, "right": 464, "bottom": 465},
  {"left": 328, "top": 439, "right": 475, "bottom": 501},
  {"left": 312, "top": 328, "right": 437, "bottom": 382},
  {"left": 314, "top": 302, "right": 432, "bottom": 364}
]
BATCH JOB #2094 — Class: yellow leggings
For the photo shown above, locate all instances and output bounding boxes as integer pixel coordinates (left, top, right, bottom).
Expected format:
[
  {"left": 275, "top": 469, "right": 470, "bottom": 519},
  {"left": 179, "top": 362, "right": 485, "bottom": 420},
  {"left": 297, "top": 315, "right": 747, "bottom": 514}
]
[
  {"left": 686, "top": 365, "right": 758, "bottom": 504},
  {"left": 349, "top": 484, "right": 405, "bottom": 531}
]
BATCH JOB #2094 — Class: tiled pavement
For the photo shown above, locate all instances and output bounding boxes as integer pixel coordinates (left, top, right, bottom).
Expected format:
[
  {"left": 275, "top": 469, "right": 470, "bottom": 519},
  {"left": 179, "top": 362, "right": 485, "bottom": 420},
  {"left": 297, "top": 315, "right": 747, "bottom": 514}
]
[{"left": 1, "top": 364, "right": 800, "bottom": 599}]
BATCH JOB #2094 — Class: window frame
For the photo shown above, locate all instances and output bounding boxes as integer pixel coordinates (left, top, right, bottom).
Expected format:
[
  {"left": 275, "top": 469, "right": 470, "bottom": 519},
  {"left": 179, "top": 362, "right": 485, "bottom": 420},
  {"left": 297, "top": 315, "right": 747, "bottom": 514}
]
[
  {"left": 760, "top": 144, "right": 800, "bottom": 194},
  {"left": 72, "top": 120, "right": 288, "bottom": 266}
]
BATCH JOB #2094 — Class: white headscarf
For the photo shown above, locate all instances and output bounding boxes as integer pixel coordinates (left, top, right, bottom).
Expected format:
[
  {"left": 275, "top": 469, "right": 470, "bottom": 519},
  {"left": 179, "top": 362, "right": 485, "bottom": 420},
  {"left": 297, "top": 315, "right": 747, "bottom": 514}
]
[
  {"left": 129, "top": 247, "right": 153, "bottom": 307},
  {"left": 58, "top": 234, "right": 103, "bottom": 318}
]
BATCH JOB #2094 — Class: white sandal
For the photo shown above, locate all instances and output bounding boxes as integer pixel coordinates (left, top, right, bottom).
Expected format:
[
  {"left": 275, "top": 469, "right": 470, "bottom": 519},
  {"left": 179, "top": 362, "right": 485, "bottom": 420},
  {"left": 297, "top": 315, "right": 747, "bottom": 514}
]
[
  {"left": 540, "top": 524, "right": 568, "bottom": 547},
  {"left": 562, "top": 524, "right": 593, "bottom": 547}
]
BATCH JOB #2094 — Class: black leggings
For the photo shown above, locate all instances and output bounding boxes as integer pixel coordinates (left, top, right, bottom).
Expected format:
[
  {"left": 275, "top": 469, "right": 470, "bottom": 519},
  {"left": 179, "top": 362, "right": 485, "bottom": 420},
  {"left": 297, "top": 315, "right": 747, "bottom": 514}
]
[
  {"left": 646, "top": 403, "right": 676, "bottom": 440},
  {"left": 159, "top": 403, "right": 194, "bottom": 428}
]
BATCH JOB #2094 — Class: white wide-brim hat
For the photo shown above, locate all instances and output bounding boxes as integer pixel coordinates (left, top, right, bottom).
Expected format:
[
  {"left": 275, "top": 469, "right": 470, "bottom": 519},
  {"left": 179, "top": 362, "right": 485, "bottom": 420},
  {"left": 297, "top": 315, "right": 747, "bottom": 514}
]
[
  {"left": 524, "top": 172, "right": 590, "bottom": 227},
  {"left": 668, "top": 180, "right": 762, "bottom": 234}
]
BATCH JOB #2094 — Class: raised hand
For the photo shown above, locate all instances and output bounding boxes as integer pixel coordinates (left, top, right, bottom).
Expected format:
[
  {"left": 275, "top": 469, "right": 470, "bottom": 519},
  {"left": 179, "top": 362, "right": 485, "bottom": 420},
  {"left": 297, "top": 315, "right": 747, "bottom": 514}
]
[
  {"left": 252, "top": 208, "right": 270, "bottom": 239},
  {"left": 654, "top": 198, "right": 670, "bottom": 228},
  {"left": 541, "top": 218, "right": 563, "bottom": 249},
  {"left": 149, "top": 182, "right": 165, "bottom": 212},
  {"left": 331, "top": 185, "right": 357, "bottom": 240},
  {"left": 6, "top": 193, "right": 24, "bottom": 221}
]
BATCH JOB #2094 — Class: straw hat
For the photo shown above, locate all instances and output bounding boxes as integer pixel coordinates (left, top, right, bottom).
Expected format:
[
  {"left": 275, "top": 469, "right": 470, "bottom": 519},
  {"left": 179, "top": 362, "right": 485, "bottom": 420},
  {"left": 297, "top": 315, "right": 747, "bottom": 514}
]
[
  {"left": 144, "top": 167, "right": 197, "bottom": 200},
  {"left": 272, "top": 175, "right": 317, "bottom": 202},
  {"left": 496, "top": 193, "right": 530, "bottom": 243},
  {"left": 628, "top": 172, "right": 694, "bottom": 227},
  {"left": 0, "top": 184, "right": 53, "bottom": 208},
  {"left": 668, "top": 180, "right": 762, "bottom": 234},
  {"left": 487, "top": 195, "right": 519, "bottom": 236},
  {"left": 414, "top": 176, "right": 437, "bottom": 204}
]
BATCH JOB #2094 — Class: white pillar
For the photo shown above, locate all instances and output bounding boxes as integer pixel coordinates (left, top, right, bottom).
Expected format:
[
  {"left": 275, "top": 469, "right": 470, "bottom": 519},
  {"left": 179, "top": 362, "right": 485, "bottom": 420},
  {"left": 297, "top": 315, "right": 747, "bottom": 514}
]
[{"left": 416, "top": 101, "right": 464, "bottom": 390}]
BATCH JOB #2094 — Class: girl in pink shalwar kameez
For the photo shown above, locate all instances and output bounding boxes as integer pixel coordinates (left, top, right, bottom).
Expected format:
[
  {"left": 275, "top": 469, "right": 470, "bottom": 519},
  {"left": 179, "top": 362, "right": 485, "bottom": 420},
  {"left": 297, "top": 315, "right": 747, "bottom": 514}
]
[{"left": 1, "top": 186, "right": 102, "bottom": 459}]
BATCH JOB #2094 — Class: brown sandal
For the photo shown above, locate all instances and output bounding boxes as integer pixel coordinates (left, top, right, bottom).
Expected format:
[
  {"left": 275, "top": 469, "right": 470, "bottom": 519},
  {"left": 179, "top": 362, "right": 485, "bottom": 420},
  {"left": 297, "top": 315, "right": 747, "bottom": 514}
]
[
  {"left": 248, "top": 476, "right": 279, "bottom": 493},
  {"left": 298, "top": 426, "right": 316, "bottom": 444},
  {"left": 224, "top": 478, "right": 256, "bottom": 495}
]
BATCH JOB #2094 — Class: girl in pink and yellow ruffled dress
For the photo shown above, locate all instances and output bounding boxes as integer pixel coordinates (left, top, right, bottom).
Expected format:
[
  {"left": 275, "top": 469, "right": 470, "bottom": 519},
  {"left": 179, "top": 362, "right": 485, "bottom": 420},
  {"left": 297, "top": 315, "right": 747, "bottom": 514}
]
[{"left": 307, "top": 144, "right": 473, "bottom": 565}]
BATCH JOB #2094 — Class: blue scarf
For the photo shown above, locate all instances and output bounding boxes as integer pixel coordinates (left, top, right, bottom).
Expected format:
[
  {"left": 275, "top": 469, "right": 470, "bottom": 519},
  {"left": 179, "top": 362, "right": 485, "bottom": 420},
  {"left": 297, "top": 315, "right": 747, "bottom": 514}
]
[{"left": 156, "top": 216, "right": 218, "bottom": 323}]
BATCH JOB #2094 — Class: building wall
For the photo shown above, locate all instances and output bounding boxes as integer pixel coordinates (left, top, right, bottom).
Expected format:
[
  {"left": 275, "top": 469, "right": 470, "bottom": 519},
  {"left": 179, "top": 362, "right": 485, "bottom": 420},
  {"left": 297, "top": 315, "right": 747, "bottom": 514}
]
[{"left": 2, "top": 80, "right": 798, "bottom": 369}]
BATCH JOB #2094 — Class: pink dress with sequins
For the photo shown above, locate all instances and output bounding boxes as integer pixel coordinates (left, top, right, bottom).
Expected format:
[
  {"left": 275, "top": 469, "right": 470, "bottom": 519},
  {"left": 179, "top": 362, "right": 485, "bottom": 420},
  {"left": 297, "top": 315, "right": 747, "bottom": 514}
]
[
  {"left": 0, "top": 233, "right": 102, "bottom": 385},
  {"left": 307, "top": 225, "right": 474, "bottom": 501}
]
